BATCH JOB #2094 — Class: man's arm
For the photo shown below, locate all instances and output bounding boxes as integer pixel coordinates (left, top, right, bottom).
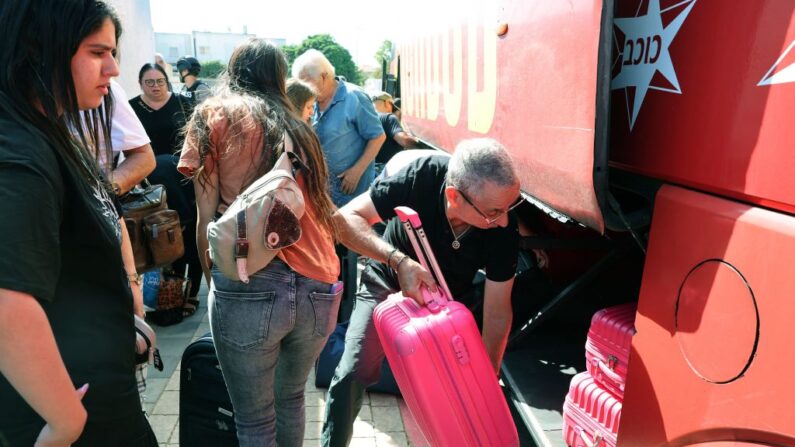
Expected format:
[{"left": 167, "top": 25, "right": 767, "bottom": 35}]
[
  {"left": 112, "top": 144, "right": 155, "bottom": 194},
  {"left": 338, "top": 133, "right": 386, "bottom": 194},
  {"left": 194, "top": 169, "right": 220, "bottom": 287},
  {"left": 481, "top": 277, "right": 515, "bottom": 374},
  {"left": 0, "top": 289, "right": 88, "bottom": 445},
  {"left": 393, "top": 131, "right": 419, "bottom": 149},
  {"left": 333, "top": 192, "right": 436, "bottom": 303}
]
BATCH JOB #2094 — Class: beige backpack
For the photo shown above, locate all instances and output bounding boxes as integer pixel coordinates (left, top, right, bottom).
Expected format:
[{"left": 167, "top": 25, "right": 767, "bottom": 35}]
[{"left": 208, "top": 134, "right": 305, "bottom": 282}]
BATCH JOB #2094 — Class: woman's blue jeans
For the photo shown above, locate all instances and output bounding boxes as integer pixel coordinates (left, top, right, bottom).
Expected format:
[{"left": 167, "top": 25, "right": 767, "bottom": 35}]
[{"left": 209, "top": 259, "right": 342, "bottom": 446}]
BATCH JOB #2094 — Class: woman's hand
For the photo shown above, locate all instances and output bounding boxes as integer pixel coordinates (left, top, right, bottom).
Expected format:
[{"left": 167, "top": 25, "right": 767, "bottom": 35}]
[
  {"left": 131, "top": 281, "right": 145, "bottom": 318},
  {"left": 34, "top": 384, "right": 88, "bottom": 447}
]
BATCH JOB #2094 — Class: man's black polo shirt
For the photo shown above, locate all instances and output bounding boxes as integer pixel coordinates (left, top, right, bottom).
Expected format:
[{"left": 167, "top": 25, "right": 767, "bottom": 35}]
[{"left": 369, "top": 154, "right": 519, "bottom": 304}]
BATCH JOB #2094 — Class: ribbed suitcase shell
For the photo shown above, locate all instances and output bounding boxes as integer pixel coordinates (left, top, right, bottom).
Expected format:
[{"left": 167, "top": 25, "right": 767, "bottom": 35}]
[
  {"left": 584, "top": 303, "right": 636, "bottom": 399},
  {"left": 372, "top": 206, "right": 517, "bottom": 447},
  {"left": 374, "top": 293, "right": 518, "bottom": 447},
  {"left": 563, "top": 372, "right": 622, "bottom": 447}
]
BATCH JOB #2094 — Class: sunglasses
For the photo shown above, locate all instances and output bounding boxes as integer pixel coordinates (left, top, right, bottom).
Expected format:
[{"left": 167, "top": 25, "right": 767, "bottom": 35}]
[
  {"left": 143, "top": 78, "right": 167, "bottom": 87},
  {"left": 458, "top": 189, "right": 525, "bottom": 225}
]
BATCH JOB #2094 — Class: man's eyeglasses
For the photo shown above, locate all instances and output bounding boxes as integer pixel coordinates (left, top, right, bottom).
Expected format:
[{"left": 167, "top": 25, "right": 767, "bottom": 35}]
[
  {"left": 143, "top": 78, "right": 167, "bottom": 87},
  {"left": 458, "top": 189, "right": 525, "bottom": 225}
]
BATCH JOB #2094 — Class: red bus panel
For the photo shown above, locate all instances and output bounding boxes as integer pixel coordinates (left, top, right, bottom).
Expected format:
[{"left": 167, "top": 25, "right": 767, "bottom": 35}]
[{"left": 610, "top": 0, "right": 795, "bottom": 215}]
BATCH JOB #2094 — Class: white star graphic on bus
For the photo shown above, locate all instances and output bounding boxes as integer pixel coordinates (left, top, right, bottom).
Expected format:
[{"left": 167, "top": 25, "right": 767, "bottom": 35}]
[
  {"left": 612, "top": 0, "right": 697, "bottom": 130},
  {"left": 758, "top": 40, "right": 795, "bottom": 86}
]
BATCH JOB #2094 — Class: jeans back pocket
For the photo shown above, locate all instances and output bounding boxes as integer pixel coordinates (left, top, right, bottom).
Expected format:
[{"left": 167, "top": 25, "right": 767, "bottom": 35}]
[
  {"left": 213, "top": 290, "right": 276, "bottom": 349},
  {"left": 308, "top": 289, "right": 343, "bottom": 338}
]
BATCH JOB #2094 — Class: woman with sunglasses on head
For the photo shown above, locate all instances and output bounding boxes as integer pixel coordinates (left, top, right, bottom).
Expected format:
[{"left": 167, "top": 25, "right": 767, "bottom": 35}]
[
  {"left": 130, "top": 63, "right": 204, "bottom": 313},
  {"left": 0, "top": 1, "right": 157, "bottom": 445}
]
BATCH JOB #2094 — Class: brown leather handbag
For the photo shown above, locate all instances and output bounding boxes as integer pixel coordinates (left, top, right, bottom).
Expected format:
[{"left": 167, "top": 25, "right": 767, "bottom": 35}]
[{"left": 121, "top": 183, "right": 185, "bottom": 272}]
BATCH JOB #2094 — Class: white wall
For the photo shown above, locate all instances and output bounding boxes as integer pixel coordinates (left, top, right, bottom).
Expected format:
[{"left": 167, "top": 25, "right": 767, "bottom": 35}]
[
  {"left": 192, "top": 31, "right": 255, "bottom": 65},
  {"left": 108, "top": 0, "right": 155, "bottom": 96},
  {"left": 155, "top": 33, "right": 193, "bottom": 64}
]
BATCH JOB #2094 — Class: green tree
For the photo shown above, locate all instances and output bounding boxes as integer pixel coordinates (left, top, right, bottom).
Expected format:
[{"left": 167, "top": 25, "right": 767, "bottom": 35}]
[
  {"left": 374, "top": 40, "right": 394, "bottom": 66},
  {"left": 200, "top": 60, "right": 226, "bottom": 79},
  {"left": 284, "top": 34, "right": 362, "bottom": 85}
]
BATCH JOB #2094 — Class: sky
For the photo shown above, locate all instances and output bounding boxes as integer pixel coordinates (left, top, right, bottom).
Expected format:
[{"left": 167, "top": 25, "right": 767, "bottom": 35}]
[{"left": 149, "top": 0, "right": 395, "bottom": 68}]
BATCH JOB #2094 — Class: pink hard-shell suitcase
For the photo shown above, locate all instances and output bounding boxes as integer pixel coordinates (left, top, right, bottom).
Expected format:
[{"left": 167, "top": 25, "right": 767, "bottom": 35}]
[
  {"left": 584, "top": 303, "right": 637, "bottom": 399},
  {"left": 562, "top": 372, "right": 622, "bottom": 447},
  {"left": 372, "top": 207, "right": 519, "bottom": 447}
]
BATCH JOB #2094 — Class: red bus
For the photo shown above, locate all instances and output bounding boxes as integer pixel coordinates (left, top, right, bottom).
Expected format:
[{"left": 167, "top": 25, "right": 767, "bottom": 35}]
[{"left": 388, "top": 0, "right": 795, "bottom": 445}]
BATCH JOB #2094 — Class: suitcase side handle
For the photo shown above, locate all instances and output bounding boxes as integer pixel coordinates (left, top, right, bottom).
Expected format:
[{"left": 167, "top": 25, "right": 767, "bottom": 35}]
[
  {"left": 576, "top": 427, "right": 603, "bottom": 447},
  {"left": 592, "top": 357, "right": 626, "bottom": 391},
  {"left": 395, "top": 206, "right": 454, "bottom": 303}
]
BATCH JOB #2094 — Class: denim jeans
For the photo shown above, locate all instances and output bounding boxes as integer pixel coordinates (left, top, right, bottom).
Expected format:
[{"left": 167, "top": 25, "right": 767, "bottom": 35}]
[
  {"left": 210, "top": 259, "right": 342, "bottom": 447},
  {"left": 321, "top": 264, "right": 397, "bottom": 447}
]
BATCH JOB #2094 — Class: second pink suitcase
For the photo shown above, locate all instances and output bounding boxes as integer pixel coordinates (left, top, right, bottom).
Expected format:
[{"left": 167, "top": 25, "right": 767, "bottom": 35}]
[
  {"left": 584, "top": 303, "right": 636, "bottom": 399},
  {"left": 373, "top": 207, "right": 518, "bottom": 447},
  {"left": 562, "top": 372, "right": 622, "bottom": 447}
]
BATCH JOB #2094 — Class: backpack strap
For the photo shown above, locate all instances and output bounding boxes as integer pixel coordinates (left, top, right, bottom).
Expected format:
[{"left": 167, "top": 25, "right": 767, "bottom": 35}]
[
  {"left": 234, "top": 131, "right": 305, "bottom": 284},
  {"left": 235, "top": 208, "right": 250, "bottom": 282}
]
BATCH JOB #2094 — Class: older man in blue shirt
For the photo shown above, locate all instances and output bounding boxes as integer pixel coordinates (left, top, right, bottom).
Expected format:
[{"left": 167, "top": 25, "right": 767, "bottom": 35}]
[{"left": 293, "top": 49, "right": 386, "bottom": 207}]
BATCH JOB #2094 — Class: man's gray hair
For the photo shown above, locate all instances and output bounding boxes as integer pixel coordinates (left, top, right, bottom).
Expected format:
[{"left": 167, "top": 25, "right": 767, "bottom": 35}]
[
  {"left": 446, "top": 138, "right": 518, "bottom": 193},
  {"left": 291, "top": 49, "right": 335, "bottom": 80}
]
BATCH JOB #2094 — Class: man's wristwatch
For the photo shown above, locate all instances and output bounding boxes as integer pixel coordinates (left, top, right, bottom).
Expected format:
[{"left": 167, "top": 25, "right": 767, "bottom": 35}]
[
  {"left": 127, "top": 273, "right": 142, "bottom": 287},
  {"left": 111, "top": 182, "right": 122, "bottom": 196}
]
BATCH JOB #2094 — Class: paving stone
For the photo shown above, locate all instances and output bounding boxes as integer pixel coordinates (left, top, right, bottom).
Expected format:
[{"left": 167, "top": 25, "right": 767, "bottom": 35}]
[
  {"left": 169, "top": 422, "right": 179, "bottom": 444},
  {"left": 369, "top": 393, "right": 397, "bottom": 407},
  {"left": 165, "top": 371, "right": 181, "bottom": 391},
  {"left": 152, "top": 390, "right": 180, "bottom": 415},
  {"left": 303, "top": 440, "right": 321, "bottom": 447},
  {"left": 376, "top": 432, "right": 409, "bottom": 447},
  {"left": 372, "top": 406, "right": 404, "bottom": 432},
  {"left": 358, "top": 404, "right": 372, "bottom": 422},
  {"left": 305, "top": 390, "right": 326, "bottom": 407},
  {"left": 304, "top": 420, "right": 323, "bottom": 439},
  {"left": 349, "top": 437, "right": 377, "bottom": 446},
  {"left": 305, "top": 403, "right": 326, "bottom": 422},
  {"left": 142, "top": 377, "right": 169, "bottom": 403},
  {"left": 148, "top": 414, "right": 178, "bottom": 444},
  {"left": 352, "top": 419, "right": 375, "bottom": 438}
]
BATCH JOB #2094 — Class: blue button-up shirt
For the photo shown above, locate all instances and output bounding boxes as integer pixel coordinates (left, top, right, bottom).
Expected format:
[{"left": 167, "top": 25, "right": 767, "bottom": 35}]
[{"left": 312, "top": 78, "right": 384, "bottom": 207}]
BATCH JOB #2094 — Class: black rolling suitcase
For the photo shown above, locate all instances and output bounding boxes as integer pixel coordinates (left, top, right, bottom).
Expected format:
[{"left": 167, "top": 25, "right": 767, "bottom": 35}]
[{"left": 179, "top": 333, "right": 239, "bottom": 446}]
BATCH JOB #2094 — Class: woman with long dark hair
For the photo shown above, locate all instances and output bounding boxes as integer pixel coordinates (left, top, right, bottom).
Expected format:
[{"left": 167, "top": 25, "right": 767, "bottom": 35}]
[
  {"left": 178, "top": 38, "right": 341, "bottom": 446},
  {"left": 0, "top": 1, "right": 157, "bottom": 445}
]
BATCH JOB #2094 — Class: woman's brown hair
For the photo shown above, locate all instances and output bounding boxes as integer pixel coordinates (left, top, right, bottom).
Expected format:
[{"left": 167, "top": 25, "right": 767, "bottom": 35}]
[{"left": 186, "top": 38, "right": 337, "bottom": 236}]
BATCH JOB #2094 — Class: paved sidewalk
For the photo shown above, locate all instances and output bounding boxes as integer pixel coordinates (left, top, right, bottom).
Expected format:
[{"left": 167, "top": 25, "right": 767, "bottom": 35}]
[{"left": 142, "top": 283, "right": 428, "bottom": 446}]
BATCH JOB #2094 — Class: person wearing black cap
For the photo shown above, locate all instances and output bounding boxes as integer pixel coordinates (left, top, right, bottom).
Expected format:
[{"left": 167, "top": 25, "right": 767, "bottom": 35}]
[
  {"left": 176, "top": 56, "right": 211, "bottom": 104},
  {"left": 371, "top": 91, "right": 419, "bottom": 174}
]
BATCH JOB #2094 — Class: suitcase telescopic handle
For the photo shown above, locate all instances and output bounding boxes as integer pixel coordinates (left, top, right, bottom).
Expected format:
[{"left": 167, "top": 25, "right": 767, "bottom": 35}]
[{"left": 394, "top": 207, "right": 453, "bottom": 304}]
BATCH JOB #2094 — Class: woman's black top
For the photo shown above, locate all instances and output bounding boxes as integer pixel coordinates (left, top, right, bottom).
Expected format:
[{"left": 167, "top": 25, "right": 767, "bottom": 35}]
[{"left": 129, "top": 93, "right": 192, "bottom": 156}]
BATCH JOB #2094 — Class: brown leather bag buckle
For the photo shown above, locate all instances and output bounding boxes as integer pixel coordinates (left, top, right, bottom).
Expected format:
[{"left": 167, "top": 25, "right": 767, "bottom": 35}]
[{"left": 235, "top": 239, "right": 249, "bottom": 258}]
